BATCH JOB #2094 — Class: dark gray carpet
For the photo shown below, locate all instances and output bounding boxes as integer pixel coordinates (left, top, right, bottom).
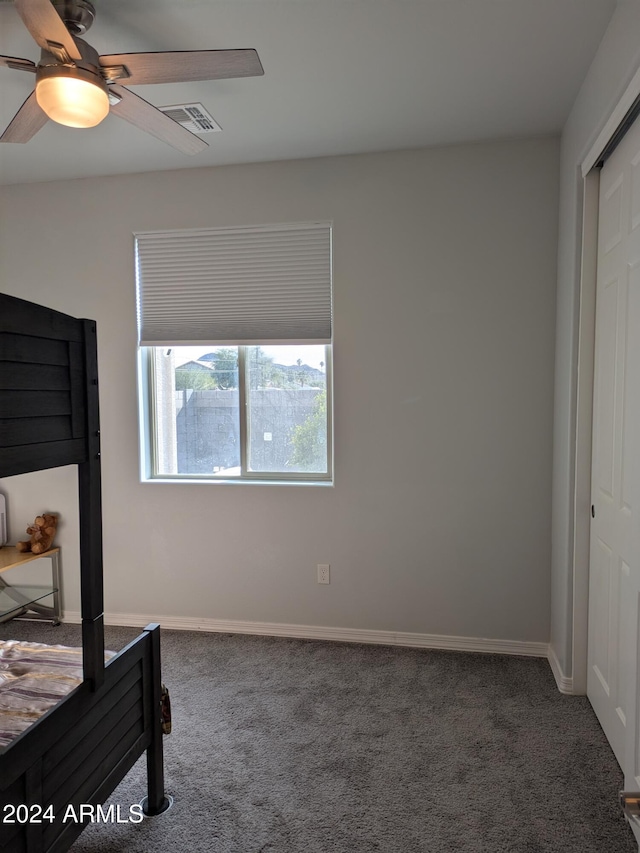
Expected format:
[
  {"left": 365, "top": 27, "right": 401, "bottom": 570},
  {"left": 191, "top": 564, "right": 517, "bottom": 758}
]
[{"left": 1, "top": 621, "right": 636, "bottom": 853}]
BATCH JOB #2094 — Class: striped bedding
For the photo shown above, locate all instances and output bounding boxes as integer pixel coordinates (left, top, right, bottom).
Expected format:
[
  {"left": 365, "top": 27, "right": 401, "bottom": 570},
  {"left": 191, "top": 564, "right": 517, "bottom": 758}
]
[{"left": 0, "top": 640, "right": 114, "bottom": 749}]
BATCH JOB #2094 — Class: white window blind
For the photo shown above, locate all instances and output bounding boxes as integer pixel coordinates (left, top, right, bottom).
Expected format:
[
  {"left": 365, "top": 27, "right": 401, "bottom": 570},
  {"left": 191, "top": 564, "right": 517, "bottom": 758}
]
[{"left": 135, "top": 222, "right": 332, "bottom": 346}]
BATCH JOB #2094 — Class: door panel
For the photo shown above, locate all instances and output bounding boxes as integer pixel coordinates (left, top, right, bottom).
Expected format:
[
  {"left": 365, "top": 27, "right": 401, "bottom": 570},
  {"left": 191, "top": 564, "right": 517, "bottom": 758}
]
[
  {"left": 589, "top": 155, "right": 628, "bottom": 766},
  {"left": 589, "top": 114, "right": 640, "bottom": 848},
  {"left": 593, "top": 277, "right": 617, "bottom": 500}
]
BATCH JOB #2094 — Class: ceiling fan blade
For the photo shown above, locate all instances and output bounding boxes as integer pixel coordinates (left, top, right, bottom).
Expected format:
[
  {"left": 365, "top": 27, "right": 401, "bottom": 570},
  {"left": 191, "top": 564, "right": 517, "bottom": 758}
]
[
  {"left": 100, "top": 49, "right": 263, "bottom": 86},
  {"left": 108, "top": 85, "right": 208, "bottom": 155},
  {"left": 0, "top": 91, "right": 48, "bottom": 143},
  {"left": 14, "top": 0, "right": 81, "bottom": 62},
  {"left": 0, "top": 55, "right": 37, "bottom": 73}
]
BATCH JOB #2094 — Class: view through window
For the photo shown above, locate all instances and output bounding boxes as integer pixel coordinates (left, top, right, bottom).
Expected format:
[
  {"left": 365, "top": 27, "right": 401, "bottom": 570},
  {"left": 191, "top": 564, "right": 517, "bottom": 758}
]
[{"left": 150, "top": 344, "right": 331, "bottom": 480}]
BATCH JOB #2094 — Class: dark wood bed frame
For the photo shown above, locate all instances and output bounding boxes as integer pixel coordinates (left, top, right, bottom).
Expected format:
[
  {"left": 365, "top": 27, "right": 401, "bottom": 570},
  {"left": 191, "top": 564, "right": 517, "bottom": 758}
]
[{"left": 0, "top": 293, "right": 168, "bottom": 853}]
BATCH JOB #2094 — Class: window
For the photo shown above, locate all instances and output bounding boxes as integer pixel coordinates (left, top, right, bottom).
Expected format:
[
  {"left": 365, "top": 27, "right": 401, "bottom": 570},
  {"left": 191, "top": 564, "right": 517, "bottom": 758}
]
[{"left": 136, "top": 223, "right": 332, "bottom": 483}]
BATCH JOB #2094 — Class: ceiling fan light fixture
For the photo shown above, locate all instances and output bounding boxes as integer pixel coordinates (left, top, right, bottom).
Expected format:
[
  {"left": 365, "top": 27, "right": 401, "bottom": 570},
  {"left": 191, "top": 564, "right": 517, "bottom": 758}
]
[
  {"left": 36, "top": 65, "right": 109, "bottom": 128},
  {"left": 2, "top": 0, "right": 263, "bottom": 147}
]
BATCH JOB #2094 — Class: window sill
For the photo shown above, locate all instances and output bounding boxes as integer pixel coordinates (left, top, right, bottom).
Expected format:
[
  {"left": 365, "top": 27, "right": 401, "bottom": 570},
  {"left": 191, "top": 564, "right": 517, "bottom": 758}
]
[{"left": 141, "top": 477, "right": 333, "bottom": 487}]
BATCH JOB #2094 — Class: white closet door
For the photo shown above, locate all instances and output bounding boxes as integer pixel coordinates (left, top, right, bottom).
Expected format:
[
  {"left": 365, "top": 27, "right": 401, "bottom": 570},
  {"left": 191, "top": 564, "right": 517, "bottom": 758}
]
[{"left": 588, "top": 115, "right": 640, "bottom": 791}]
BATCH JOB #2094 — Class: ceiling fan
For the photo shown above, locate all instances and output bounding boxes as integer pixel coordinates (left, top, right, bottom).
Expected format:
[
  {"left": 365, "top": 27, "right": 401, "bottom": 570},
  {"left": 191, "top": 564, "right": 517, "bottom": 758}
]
[{"left": 0, "top": 0, "right": 263, "bottom": 153}]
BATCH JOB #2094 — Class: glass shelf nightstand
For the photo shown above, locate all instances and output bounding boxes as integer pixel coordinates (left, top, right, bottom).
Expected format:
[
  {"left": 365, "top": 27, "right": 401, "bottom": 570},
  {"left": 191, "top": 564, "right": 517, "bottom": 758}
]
[{"left": 0, "top": 546, "right": 61, "bottom": 625}]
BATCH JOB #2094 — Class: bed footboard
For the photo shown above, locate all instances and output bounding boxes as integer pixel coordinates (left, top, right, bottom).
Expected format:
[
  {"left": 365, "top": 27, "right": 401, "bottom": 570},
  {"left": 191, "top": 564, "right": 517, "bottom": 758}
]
[{"left": 0, "top": 624, "right": 167, "bottom": 853}]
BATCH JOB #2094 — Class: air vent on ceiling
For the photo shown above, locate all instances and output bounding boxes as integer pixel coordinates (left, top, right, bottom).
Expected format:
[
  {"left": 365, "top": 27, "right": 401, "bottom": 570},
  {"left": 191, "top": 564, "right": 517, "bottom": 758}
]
[{"left": 158, "top": 103, "right": 221, "bottom": 134}]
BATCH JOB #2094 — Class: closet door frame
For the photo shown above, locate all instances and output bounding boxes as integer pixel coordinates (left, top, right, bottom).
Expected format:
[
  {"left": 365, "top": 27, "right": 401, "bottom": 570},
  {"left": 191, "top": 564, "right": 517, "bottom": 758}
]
[{"left": 574, "top": 65, "right": 640, "bottom": 697}]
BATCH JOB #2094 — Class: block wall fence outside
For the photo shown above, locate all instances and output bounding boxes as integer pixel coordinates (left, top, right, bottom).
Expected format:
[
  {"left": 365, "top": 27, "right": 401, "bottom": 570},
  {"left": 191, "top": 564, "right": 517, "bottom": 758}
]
[{"left": 175, "top": 387, "right": 322, "bottom": 473}]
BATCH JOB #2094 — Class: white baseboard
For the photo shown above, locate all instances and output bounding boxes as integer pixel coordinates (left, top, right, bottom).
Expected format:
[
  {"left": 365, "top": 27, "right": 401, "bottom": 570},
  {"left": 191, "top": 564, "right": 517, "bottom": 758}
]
[
  {"left": 63, "top": 611, "right": 549, "bottom": 658},
  {"left": 547, "top": 644, "right": 574, "bottom": 694}
]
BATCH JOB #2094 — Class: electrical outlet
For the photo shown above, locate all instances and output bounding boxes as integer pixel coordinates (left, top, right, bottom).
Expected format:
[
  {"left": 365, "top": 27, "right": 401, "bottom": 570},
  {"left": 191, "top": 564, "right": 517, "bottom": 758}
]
[{"left": 317, "top": 563, "right": 330, "bottom": 584}]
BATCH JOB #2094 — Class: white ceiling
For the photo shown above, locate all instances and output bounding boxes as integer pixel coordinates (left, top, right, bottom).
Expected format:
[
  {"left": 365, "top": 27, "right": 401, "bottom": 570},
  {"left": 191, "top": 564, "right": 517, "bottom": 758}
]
[{"left": 0, "top": 0, "right": 617, "bottom": 186}]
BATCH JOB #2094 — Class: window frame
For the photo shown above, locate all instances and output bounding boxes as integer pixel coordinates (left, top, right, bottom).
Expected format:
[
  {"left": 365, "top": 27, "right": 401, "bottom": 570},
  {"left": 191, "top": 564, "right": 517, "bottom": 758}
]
[{"left": 138, "top": 344, "right": 333, "bottom": 485}]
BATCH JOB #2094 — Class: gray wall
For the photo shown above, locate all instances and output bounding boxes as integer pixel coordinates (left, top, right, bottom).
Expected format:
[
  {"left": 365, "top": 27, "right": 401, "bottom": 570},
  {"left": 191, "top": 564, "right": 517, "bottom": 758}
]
[{"left": 0, "top": 138, "right": 558, "bottom": 642}]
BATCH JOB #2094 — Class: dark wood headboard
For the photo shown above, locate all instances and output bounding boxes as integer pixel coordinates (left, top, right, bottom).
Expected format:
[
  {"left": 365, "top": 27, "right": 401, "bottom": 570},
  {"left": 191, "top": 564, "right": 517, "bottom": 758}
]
[
  {"left": 0, "top": 292, "right": 105, "bottom": 682},
  {"left": 0, "top": 293, "right": 95, "bottom": 476}
]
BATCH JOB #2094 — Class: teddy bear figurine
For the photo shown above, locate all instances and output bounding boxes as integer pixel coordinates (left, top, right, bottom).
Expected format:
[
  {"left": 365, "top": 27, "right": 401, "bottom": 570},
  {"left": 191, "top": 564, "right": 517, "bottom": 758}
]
[{"left": 16, "top": 513, "right": 58, "bottom": 555}]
